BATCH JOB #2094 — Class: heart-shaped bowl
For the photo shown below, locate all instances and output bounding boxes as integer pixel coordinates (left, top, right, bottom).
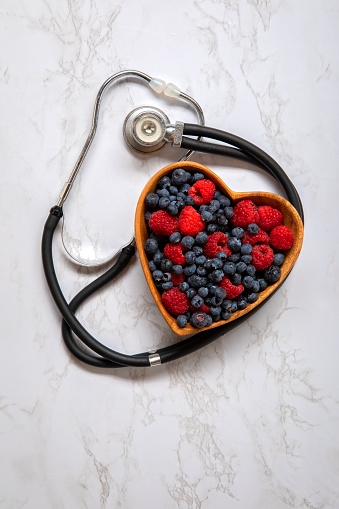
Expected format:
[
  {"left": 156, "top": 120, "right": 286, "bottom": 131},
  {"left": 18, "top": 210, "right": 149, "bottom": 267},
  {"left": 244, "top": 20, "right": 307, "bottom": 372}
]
[{"left": 135, "top": 161, "right": 304, "bottom": 336}]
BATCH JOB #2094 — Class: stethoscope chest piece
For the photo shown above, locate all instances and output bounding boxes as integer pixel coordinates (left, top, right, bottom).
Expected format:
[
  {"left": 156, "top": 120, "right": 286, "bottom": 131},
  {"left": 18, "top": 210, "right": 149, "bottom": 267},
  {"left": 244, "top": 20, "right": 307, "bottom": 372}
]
[{"left": 123, "top": 106, "right": 170, "bottom": 153}]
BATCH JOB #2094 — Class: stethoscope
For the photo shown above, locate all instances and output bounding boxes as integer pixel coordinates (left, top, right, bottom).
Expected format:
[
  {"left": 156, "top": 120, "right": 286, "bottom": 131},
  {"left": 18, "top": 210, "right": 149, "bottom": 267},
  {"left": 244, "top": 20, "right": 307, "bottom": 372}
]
[{"left": 42, "top": 70, "right": 304, "bottom": 369}]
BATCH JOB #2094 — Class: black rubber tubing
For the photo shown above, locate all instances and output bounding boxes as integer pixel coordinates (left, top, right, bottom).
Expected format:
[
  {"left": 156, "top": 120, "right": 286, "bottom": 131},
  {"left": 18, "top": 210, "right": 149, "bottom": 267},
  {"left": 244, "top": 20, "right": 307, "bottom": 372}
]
[{"left": 42, "top": 126, "right": 304, "bottom": 368}]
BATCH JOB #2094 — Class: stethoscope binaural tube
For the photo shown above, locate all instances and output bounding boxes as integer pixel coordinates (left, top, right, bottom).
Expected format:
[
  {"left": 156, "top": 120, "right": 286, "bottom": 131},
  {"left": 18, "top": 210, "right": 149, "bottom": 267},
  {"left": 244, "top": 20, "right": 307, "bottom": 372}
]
[{"left": 42, "top": 124, "right": 304, "bottom": 369}]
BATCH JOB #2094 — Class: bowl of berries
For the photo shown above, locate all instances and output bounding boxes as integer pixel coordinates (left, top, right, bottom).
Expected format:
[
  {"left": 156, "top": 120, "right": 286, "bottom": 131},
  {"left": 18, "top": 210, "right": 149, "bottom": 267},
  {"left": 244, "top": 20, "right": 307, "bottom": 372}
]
[{"left": 135, "top": 161, "right": 304, "bottom": 335}]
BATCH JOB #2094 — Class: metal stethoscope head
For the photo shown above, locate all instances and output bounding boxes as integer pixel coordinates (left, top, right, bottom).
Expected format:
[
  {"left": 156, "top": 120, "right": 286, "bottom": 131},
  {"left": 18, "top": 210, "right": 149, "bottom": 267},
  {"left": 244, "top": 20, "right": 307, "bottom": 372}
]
[{"left": 58, "top": 70, "right": 205, "bottom": 266}]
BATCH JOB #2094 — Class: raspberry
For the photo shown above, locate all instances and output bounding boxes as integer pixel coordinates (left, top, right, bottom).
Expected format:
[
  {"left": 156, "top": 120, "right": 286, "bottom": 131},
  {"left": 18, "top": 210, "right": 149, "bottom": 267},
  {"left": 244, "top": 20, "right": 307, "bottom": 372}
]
[
  {"left": 242, "top": 228, "right": 269, "bottom": 245},
  {"left": 162, "top": 287, "right": 189, "bottom": 316},
  {"left": 170, "top": 272, "right": 186, "bottom": 286},
  {"left": 258, "top": 206, "right": 283, "bottom": 231},
  {"left": 178, "top": 206, "right": 205, "bottom": 236},
  {"left": 231, "top": 200, "right": 260, "bottom": 228},
  {"left": 218, "top": 277, "right": 244, "bottom": 299},
  {"left": 148, "top": 210, "right": 178, "bottom": 236},
  {"left": 189, "top": 302, "right": 211, "bottom": 314},
  {"left": 251, "top": 244, "right": 274, "bottom": 270},
  {"left": 188, "top": 179, "right": 215, "bottom": 205},
  {"left": 164, "top": 243, "right": 186, "bottom": 265},
  {"left": 269, "top": 225, "right": 294, "bottom": 250},
  {"left": 203, "top": 232, "right": 231, "bottom": 259}
]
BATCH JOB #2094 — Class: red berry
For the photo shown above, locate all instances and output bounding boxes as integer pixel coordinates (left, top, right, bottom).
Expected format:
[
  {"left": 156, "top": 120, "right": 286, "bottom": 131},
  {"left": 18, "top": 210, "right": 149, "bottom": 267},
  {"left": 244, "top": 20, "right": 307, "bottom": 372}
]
[
  {"left": 178, "top": 206, "right": 205, "bottom": 236},
  {"left": 269, "top": 225, "right": 294, "bottom": 250},
  {"left": 242, "top": 228, "right": 270, "bottom": 245},
  {"left": 190, "top": 303, "right": 211, "bottom": 314},
  {"left": 251, "top": 244, "right": 274, "bottom": 270},
  {"left": 170, "top": 272, "right": 186, "bottom": 286},
  {"left": 162, "top": 287, "right": 189, "bottom": 316},
  {"left": 258, "top": 206, "right": 283, "bottom": 231},
  {"left": 203, "top": 232, "right": 231, "bottom": 259},
  {"left": 148, "top": 210, "right": 178, "bottom": 236},
  {"left": 232, "top": 200, "right": 260, "bottom": 228},
  {"left": 164, "top": 243, "right": 186, "bottom": 265},
  {"left": 219, "top": 277, "right": 244, "bottom": 299},
  {"left": 188, "top": 179, "right": 215, "bottom": 205}
]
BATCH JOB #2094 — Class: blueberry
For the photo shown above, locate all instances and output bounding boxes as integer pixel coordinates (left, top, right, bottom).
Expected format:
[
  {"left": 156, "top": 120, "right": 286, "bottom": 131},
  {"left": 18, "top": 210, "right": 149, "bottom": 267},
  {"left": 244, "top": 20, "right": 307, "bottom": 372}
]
[
  {"left": 209, "top": 200, "right": 221, "bottom": 213},
  {"left": 177, "top": 315, "right": 188, "bottom": 328},
  {"left": 172, "top": 264, "right": 183, "bottom": 275},
  {"left": 169, "top": 195, "right": 177, "bottom": 202},
  {"left": 216, "top": 251, "right": 228, "bottom": 261},
  {"left": 183, "top": 264, "right": 197, "bottom": 276},
  {"left": 228, "top": 253, "right": 241, "bottom": 262},
  {"left": 241, "top": 255, "right": 252, "bottom": 264},
  {"left": 236, "top": 261, "right": 247, "bottom": 273},
  {"left": 161, "top": 259, "right": 173, "bottom": 272},
  {"left": 258, "top": 278, "right": 268, "bottom": 291},
  {"left": 242, "top": 275, "right": 254, "bottom": 288},
  {"left": 215, "top": 287, "right": 226, "bottom": 300},
  {"left": 185, "top": 195, "right": 195, "bottom": 206},
  {"left": 201, "top": 210, "right": 214, "bottom": 222},
  {"left": 158, "top": 176, "right": 171, "bottom": 189},
  {"left": 264, "top": 265, "right": 281, "bottom": 283},
  {"left": 224, "top": 206, "right": 234, "bottom": 219},
  {"left": 221, "top": 310, "right": 232, "bottom": 320},
  {"left": 211, "top": 258, "right": 223, "bottom": 269},
  {"left": 169, "top": 185, "right": 178, "bottom": 195},
  {"left": 241, "top": 243, "right": 252, "bottom": 255},
  {"left": 248, "top": 292, "right": 259, "bottom": 303},
  {"left": 162, "top": 282, "right": 173, "bottom": 291},
  {"left": 207, "top": 283, "right": 217, "bottom": 295},
  {"left": 172, "top": 168, "right": 189, "bottom": 185},
  {"left": 159, "top": 196, "right": 171, "bottom": 209},
  {"left": 167, "top": 204, "right": 179, "bottom": 216},
  {"left": 169, "top": 232, "right": 181, "bottom": 244},
  {"left": 191, "top": 295, "right": 204, "bottom": 308},
  {"left": 273, "top": 253, "right": 285, "bottom": 266},
  {"left": 206, "top": 223, "right": 218, "bottom": 234},
  {"left": 192, "top": 246, "right": 203, "bottom": 255},
  {"left": 204, "top": 259, "right": 214, "bottom": 271},
  {"left": 208, "top": 269, "right": 224, "bottom": 283},
  {"left": 246, "top": 264, "right": 256, "bottom": 277},
  {"left": 219, "top": 195, "right": 231, "bottom": 207},
  {"left": 179, "top": 183, "right": 191, "bottom": 194},
  {"left": 157, "top": 188, "right": 170, "bottom": 197},
  {"left": 162, "top": 272, "right": 172, "bottom": 282},
  {"left": 214, "top": 190, "right": 221, "bottom": 199},
  {"left": 195, "top": 232, "right": 209, "bottom": 245},
  {"left": 211, "top": 295, "right": 223, "bottom": 306},
  {"left": 231, "top": 301, "right": 238, "bottom": 312},
  {"left": 193, "top": 172, "right": 205, "bottom": 182},
  {"left": 145, "top": 193, "right": 159, "bottom": 208},
  {"left": 186, "top": 288, "right": 196, "bottom": 299},
  {"left": 217, "top": 214, "right": 228, "bottom": 226},
  {"left": 145, "top": 211, "right": 152, "bottom": 222},
  {"left": 237, "top": 299, "right": 248, "bottom": 310},
  {"left": 149, "top": 260, "right": 157, "bottom": 272},
  {"left": 221, "top": 299, "right": 232, "bottom": 311},
  {"left": 187, "top": 275, "right": 208, "bottom": 288},
  {"left": 182, "top": 236, "right": 195, "bottom": 249},
  {"left": 205, "top": 315, "right": 213, "bottom": 327},
  {"left": 196, "top": 255, "right": 207, "bottom": 265},
  {"left": 223, "top": 262, "right": 236, "bottom": 275},
  {"left": 247, "top": 223, "right": 259, "bottom": 234},
  {"left": 231, "top": 273, "right": 242, "bottom": 285},
  {"left": 152, "top": 270, "right": 163, "bottom": 282},
  {"left": 252, "top": 280, "right": 260, "bottom": 293},
  {"left": 198, "top": 287, "right": 209, "bottom": 298},
  {"left": 185, "top": 251, "right": 196, "bottom": 265},
  {"left": 179, "top": 281, "right": 190, "bottom": 292},
  {"left": 196, "top": 266, "right": 207, "bottom": 276},
  {"left": 153, "top": 251, "right": 164, "bottom": 265},
  {"left": 190, "top": 311, "right": 210, "bottom": 328},
  {"left": 210, "top": 306, "right": 221, "bottom": 317},
  {"left": 144, "top": 238, "right": 158, "bottom": 255},
  {"left": 232, "top": 227, "right": 245, "bottom": 238},
  {"left": 227, "top": 237, "right": 242, "bottom": 252}
]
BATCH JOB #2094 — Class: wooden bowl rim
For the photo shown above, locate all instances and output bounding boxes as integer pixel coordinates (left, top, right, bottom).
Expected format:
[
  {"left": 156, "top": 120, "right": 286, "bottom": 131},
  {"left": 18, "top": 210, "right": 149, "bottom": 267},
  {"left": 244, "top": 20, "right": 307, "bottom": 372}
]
[{"left": 135, "top": 161, "right": 304, "bottom": 336}]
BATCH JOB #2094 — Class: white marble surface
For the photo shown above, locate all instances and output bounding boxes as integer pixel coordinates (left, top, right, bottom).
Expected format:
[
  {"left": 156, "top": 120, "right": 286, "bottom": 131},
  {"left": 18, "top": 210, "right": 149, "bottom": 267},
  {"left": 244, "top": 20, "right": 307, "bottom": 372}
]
[{"left": 1, "top": 1, "right": 339, "bottom": 508}]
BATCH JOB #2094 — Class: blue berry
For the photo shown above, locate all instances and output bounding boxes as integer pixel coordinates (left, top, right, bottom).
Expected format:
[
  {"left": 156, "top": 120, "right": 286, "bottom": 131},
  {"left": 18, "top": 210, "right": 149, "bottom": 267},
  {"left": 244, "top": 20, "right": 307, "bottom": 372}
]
[
  {"left": 207, "top": 283, "right": 217, "bottom": 294},
  {"left": 183, "top": 264, "right": 196, "bottom": 276},
  {"left": 190, "top": 311, "right": 210, "bottom": 328},
  {"left": 169, "top": 185, "right": 178, "bottom": 195},
  {"left": 227, "top": 237, "right": 242, "bottom": 252},
  {"left": 193, "top": 172, "right": 205, "bottom": 182},
  {"left": 224, "top": 207, "right": 234, "bottom": 219},
  {"left": 211, "top": 295, "right": 223, "bottom": 306},
  {"left": 187, "top": 275, "right": 208, "bottom": 288},
  {"left": 159, "top": 196, "right": 171, "bottom": 209},
  {"left": 210, "top": 306, "right": 221, "bottom": 317},
  {"left": 198, "top": 287, "right": 209, "bottom": 298},
  {"left": 201, "top": 210, "right": 213, "bottom": 222},
  {"left": 145, "top": 211, "right": 152, "bottom": 222},
  {"left": 153, "top": 251, "right": 164, "bottom": 265},
  {"left": 216, "top": 251, "right": 228, "bottom": 261},
  {"left": 172, "top": 264, "right": 183, "bottom": 275},
  {"left": 241, "top": 255, "right": 252, "bottom": 264},
  {"left": 196, "top": 266, "right": 207, "bottom": 276},
  {"left": 149, "top": 260, "right": 157, "bottom": 272},
  {"left": 228, "top": 253, "right": 241, "bottom": 262},
  {"left": 179, "top": 281, "right": 189, "bottom": 292},
  {"left": 215, "top": 287, "right": 226, "bottom": 300},
  {"left": 209, "top": 269, "right": 224, "bottom": 283},
  {"left": 236, "top": 261, "right": 247, "bottom": 273},
  {"left": 207, "top": 223, "right": 218, "bottom": 234},
  {"left": 247, "top": 223, "right": 259, "bottom": 234},
  {"left": 161, "top": 259, "right": 173, "bottom": 272},
  {"left": 185, "top": 196, "right": 195, "bottom": 206},
  {"left": 221, "top": 310, "right": 232, "bottom": 320},
  {"left": 172, "top": 168, "right": 189, "bottom": 185},
  {"left": 157, "top": 188, "right": 170, "bottom": 197},
  {"left": 162, "top": 282, "right": 173, "bottom": 291},
  {"left": 264, "top": 265, "right": 281, "bottom": 283},
  {"left": 241, "top": 243, "right": 252, "bottom": 255},
  {"left": 186, "top": 288, "right": 196, "bottom": 299},
  {"left": 248, "top": 292, "right": 259, "bottom": 303},
  {"left": 182, "top": 236, "right": 195, "bottom": 249},
  {"left": 169, "top": 232, "right": 181, "bottom": 244},
  {"left": 237, "top": 299, "right": 248, "bottom": 310},
  {"left": 169, "top": 195, "right": 177, "bottom": 201},
  {"left": 209, "top": 200, "right": 221, "bottom": 213},
  {"left": 145, "top": 193, "right": 159, "bottom": 208},
  {"left": 221, "top": 299, "right": 232, "bottom": 311},
  {"left": 246, "top": 264, "right": 256, "bottom": 277},
  {"left": 232, "top": 227, "right": 245, "bottom": 238},
  {"left": 179, "top": 183, "right": 191, "bottom": 194},
  {"left": 185, "top": 251, "right": 196, "bottom": 265},
  {"left": 167, "top": 204, "right": 179, "bottom": 216},
  {"left": 196, "top": 255, "right": 207, "bottom": 265},
  {"left": 231, "top": 273, "right": 242, "bottom": 285},
  {"left": 158, "top": 176, "right": 171, "bottom": 189},
  {"left": 162, "top": 272, "right": 172, "bottom": 282},
  {"left": 152, "top": 270, "right": 163, "bottom": 282},
  {"left": 219, "top": 195, "right": 231, "bottom": 207},
  {"left": 177, "top": 315, "right": 188, "bottom": 328},
  {"left": 195, "top": 232, "right": 209, "bottom": 245},
  {"left": 192, "top": 246, "right": 203, "bottom": 255},
  {"left": 191, "top": 295, "right": 204, "bottom": 308},
  {"left": 231, "top": 301, "right": 238, "bottom": 312},
  {"left": 217, "top": 214, "right": 228, "bottom": 226},
  {"left": 273, "top": 253, "right": 285, "bottom": 266},
  {"left": 144, "top": 238, "right": 158, "bottom": 254},
  {"left": 258, "top": 278, "right": 268, "bottom": 291},
  {"left": 223, "top": 262, "right": 236, "bottom": 275},
  {"left": 252, "top": 280, "right": 260, "bottom": 293},
  {"left": 211, "top": 258, "right": 223, "bottom": 269},
  {"left": 242, "top": 275, "right": 254, "bottom": 288}
]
